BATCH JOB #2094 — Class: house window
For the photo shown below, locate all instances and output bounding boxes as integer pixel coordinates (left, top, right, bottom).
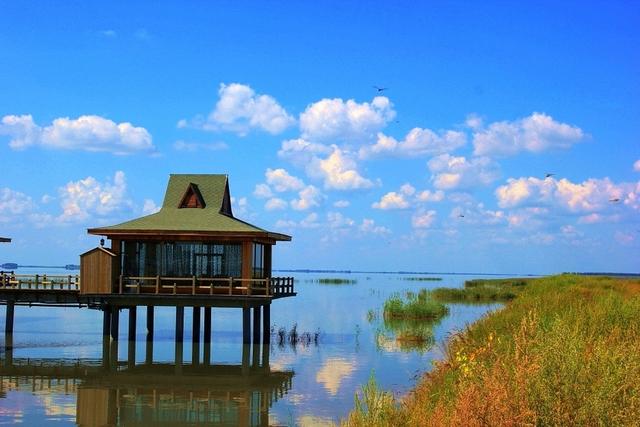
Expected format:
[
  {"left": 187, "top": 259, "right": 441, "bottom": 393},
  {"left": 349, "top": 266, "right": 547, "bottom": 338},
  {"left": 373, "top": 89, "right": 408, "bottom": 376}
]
[{"left": 252, "top": 243, "right": 264, "bottom": 278}]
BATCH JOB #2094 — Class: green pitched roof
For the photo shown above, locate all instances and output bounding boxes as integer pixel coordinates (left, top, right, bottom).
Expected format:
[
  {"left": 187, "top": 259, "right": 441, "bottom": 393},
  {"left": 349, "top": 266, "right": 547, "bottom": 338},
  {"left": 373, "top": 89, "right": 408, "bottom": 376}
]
[{"left": 88, "top": 174, "right": 291, "bottom": 241}]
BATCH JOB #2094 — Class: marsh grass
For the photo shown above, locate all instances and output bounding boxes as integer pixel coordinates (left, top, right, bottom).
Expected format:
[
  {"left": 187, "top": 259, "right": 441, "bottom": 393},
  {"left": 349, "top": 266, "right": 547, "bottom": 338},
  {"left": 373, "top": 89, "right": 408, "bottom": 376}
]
[
  {"left": 380, "top": 317, "right": 436, "bottom": 353},
  {"left": 383, "top": 289, "right": 449, "bottom": 321},
  {"left": 344, "top": 275, "right": 640, "bottom": 426},
  {"left": 432, "top": 278, "right": 528, "bottom": 302},
  {"left": 401, "top": 277, "right": 442, "bottom": 282}
]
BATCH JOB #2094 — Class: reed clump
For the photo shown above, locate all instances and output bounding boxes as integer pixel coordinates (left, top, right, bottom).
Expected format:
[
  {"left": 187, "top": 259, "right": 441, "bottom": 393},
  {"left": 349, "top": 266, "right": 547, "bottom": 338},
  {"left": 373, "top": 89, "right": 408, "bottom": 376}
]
[
  {"left": 401, "top": 277, "right": 442, "bottom": 282},
  {"left": 383, "top": 289, "right": 449, "bottom": 321},
  {"left": 432, "top": 278, "right": 528, "bottom": 302},
  {"left": 343, "top": 275, "right": 640, "bottom": 426}
]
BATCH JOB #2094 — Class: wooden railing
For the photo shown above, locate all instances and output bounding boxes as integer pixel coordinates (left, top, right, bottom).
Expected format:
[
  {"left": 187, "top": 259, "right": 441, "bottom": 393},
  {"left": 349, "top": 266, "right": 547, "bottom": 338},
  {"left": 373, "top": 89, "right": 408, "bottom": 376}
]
[
  {"left": 0, "top": 272, "right": 80, "bottom": 291},
  {"left": 118, "top": 276, "right": 295, "bottom": 297}
]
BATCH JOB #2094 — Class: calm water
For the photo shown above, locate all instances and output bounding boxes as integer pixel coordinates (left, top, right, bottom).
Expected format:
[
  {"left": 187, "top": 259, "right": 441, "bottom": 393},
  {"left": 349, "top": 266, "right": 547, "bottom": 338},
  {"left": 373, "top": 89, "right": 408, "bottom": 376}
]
[{"left": 0, "top": 269, "right": 506, "bottom": 426}]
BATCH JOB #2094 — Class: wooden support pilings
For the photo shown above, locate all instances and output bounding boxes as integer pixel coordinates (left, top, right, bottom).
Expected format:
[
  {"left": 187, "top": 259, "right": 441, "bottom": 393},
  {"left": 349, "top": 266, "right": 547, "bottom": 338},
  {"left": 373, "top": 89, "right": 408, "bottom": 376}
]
[
  {"left": 5, "top": 301, "right": 15, "bottom": 336},
  {"left": 242, "top": 307, "right": 251, "bottom": 345},
  {"left": 146, "top": 306, "right": 154, "bottom": 365},
  {"left": 175, "top": 306, "right": 184, "bottom": 367},
  {"left": 110, "top": 308, "right": 119, "bottom": 342},
  {"left": 102, "top": 306, "right": 111, "bottom": 337},
  {"left": 253, "top": 305, "right": 261, "bottom": 345},
  {"left": 128, "top": 307, "right": 137, "bottom": 342},
  {"left": 203, "top": 307, "right": 211, "bottom": 365},
  {"left": 262, "top": 304, "right": 271, "bottom": 346},
  {"left": 192, "top": 307, "right": 201, "bottom": 365}
]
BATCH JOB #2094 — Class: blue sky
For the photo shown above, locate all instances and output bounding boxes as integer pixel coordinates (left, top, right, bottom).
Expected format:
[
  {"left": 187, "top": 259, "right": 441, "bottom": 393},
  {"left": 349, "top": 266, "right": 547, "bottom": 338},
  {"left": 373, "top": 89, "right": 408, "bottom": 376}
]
[{"left": 0, "top": 1, "right": 638, "bottom": 273}]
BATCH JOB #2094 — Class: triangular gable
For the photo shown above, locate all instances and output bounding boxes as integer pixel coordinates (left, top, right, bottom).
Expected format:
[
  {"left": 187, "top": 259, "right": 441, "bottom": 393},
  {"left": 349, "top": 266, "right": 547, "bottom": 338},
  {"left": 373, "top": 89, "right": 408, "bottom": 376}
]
[
  {"left": 220, "top": 179, "right": 233, "bottom": 217},
  {"left": 178, "top": 183, "right": 206, "bottom": 209}
]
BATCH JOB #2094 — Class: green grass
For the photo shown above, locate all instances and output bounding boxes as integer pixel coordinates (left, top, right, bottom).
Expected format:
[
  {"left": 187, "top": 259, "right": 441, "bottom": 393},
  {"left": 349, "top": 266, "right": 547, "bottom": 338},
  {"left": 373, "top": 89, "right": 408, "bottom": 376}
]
[
  {"left": 432, "top": 278, "right": 528, "bottom": 302},
  {"left": 383, "top": 289, "right": 449, "bottom": 321},
  {"left": 343, "top": 275, "right": 640, "bottom": 426}
]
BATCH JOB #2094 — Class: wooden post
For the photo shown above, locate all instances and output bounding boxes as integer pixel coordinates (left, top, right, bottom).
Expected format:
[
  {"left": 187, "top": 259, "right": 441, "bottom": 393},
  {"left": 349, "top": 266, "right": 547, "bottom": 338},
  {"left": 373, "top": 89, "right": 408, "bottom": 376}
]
[
  {"left": 262, "top": 304, "right": 270, "bottom": 346},
  {"left": 110, "top": 308, "right": 119, "bottom": 342},
  {"left": 252, "top": 305, "right": 261, "bottom": 345},
  {"left": 128, "top": 307, "right": 137, "bottom": 342},
  {"left": 146, "top": 306, "right": 154, "bottom": 340},
  {"left": 102, "top": 306, "right": 111, "bottom": 337},
  {"left": 242, "top": 307, "right": 250, "bottom": 345},
  {"left": 203, "top": 307, "right": 211, "bottom": 365},
  {"left": 175, "top": 307, "right": 184, "bottom": 342},
  {"left": 5, "top": 301, "right": 15, "bottom": 336},
  {"left": 192, "top": 306, "right": 200, "bottom": 365},
  {"left": 155, "top": 276, "right": 159, "bottom": 294}
]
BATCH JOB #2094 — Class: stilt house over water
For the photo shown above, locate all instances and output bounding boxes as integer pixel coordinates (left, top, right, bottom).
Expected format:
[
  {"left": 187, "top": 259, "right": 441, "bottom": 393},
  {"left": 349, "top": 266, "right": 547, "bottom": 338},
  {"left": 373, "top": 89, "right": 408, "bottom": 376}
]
[{"left": 82, "top": 174, "right": 294, "bottom": 298}]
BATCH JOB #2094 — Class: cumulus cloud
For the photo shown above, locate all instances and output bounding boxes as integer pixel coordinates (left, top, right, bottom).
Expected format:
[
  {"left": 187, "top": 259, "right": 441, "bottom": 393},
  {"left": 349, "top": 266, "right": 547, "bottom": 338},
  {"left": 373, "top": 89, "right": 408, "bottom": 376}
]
[
  {"left": 290, "top": 185, "right": 323, "bottom": 210},
  {"left": 415, "top": 189, "right": 445, "bottom": 202},
  {"left": 265, "top": 168, "right": 305, "bottom": 192},
  {"left": 308, "top": 146, "right": 374, "bottom": 190},
  {"left": 277, "top": 138, "right": 332, "bottom": 167},
  {"left": 360, "top": 128, "right": 466, "bottom": 159},
  {"left": 0, "top": 114, "right": 154, "bottom": 154},
  {"left": 265, "top": 197, "right": 288, "bottom": 211},
  {"left": 0, "top": 188, "right": 35, "bottom": 222},
  {"left": 58, "top": 171, "right": 131, "bottom": 222},
  {"left": 472, "top": 112, "right": 584, "bottom": 157},
  {"left": 359, "top": 218, "right": 391, "bottom": 235},
  {"left": 634, "top": 159, "right": 640, "bottom": 172},
  {"left": 253, "top": 183, "right": 273, "bottom": 199},
  {"left": 333, "top": 200, "right": 350, "bottom": 208},
  {"left": 300, "top": 96, "right": 395, "bottom": 143},
  {"left": 179, "top": 83, "right": 295, "bottom": 135},
  {"left": 428, "top": 154, "right": 500, "bottom": 190},
  {"left": 412, "top": 209, "right": 437, "bottom": 229},
  {"left": 142, "top": 199, "right": 160, "bottom": 215},
  {"left": 495, "top": 176, "right": 640, "bottom": 215}
]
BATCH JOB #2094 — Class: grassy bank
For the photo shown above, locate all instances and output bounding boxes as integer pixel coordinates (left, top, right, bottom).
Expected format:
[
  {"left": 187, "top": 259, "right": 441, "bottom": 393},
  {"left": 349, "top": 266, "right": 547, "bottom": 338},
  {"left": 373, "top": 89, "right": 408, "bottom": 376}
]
[
  {"left": 384, "top": 289, "right": 449, "bottom": 321},
  {"left": 344, "top": 275, "right": 640, "bottom": 426},
  {"left": 432, "top": 278, "right": 528, "bottom": 302}
]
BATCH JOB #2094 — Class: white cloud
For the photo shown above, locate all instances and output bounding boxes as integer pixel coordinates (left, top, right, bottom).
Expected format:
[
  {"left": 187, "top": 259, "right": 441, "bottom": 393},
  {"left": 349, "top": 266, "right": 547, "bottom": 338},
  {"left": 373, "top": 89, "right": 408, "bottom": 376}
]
[
  {"left": 360, "top": 128, "right": 466, "bottom": 159},
  {"left": 180, "top": 83, "right": 295, "bottom": 135},
  {"left": 58, "top": 171, "right": 131, "bottom": 222},
  {"left": 265, "top": 168, "right": 305, "bottom": 192},
  {"left": 231, "top": 196, "right": 250, "bottom": 218},
  {"left": 372, "top": 192, "right": 410, "bottom": 210},
  {"left": 277, "top": 138, "right": 332, "bottom": 167},
  {"left": 327, "top": 211, "right": 355, "bottom": 229},
  {"left": 359, "top": 218, "right": 391, "bottom": 235},
  {"left": 308, "top": 146, "right": 374, "bottom": 190},
  {"left": 173, "top": 140, "right": 228, "bottom": 152},
  {"left": 333, "top": 200, "right": 350, "bottom": 208},
  {"left": 412, "top": 209, "right": 437, "bottom": 228},
  {"left": 290, "top": 185, "right": 323, "bottom": 211},
  {"left": 415, "top": 189, "right": 445, "bottom": 202},
  {"left": 300, "top": 96, "right": 395, "bottom": 142},
  {"left": 0, "top": 188, "right": 35, "bottom": 222},
  {"left": 142, "top": 199, "right": 160, "bottom": 215},
  {"left": 495, "top": 176, "right": 640, "bottom": 215},
  {"left": 634, "top": 159, "right": 640, "bottom": 172},
  {"left": 265, "top": 197, "right": 288, "bottom": 211},
  {"left": 614, "top": 231, "right": 634, "bottom": 245},
  {"left": 472, "top": 112, "right": 584, "bottom": 157},
  {"left": 0, "top": 114, "right": 154, "bottom": 154},
  {"left": 428, "top": 154, "right": 500, "bottom": 190},
  {"left": 253, "top": 183, "right": 273, "bottom": 199}
]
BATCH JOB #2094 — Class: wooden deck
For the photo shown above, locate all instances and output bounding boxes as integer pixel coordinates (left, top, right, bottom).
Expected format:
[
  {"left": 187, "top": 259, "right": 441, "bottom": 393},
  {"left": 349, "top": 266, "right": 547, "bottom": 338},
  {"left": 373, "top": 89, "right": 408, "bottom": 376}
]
[{"left": 0, "top": 272, "right": 295, "bottom": 308}]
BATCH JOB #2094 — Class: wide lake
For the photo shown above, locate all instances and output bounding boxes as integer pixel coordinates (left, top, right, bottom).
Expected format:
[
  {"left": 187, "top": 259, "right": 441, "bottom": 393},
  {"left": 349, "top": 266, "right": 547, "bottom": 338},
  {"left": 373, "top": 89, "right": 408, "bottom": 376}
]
[{"left": 0, "top": 269, "right": 512, "bottom": 426}]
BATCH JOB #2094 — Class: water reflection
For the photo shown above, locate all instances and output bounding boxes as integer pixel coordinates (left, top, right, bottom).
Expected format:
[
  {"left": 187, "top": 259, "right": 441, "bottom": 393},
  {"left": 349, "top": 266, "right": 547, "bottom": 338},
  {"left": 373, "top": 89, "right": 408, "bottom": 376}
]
[
  {"left": 315, "top": 357, "right": 356, "bottom": 396},
  {"left": 0, "top": 347, "right": 293, "bottom": 426},
  {"left": 376, "top": 317, "right": 438, "bottom": 353}
]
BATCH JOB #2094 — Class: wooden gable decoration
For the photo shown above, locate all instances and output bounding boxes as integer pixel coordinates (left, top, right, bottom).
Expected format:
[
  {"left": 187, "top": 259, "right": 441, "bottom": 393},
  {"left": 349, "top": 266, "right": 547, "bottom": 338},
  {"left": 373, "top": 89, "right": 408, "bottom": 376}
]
[
  {"left": 178, "top": 183, "right": 206, "bottom": 209},
  {"left": 220, "top": 179, "right": 233, "bottom": 217}
]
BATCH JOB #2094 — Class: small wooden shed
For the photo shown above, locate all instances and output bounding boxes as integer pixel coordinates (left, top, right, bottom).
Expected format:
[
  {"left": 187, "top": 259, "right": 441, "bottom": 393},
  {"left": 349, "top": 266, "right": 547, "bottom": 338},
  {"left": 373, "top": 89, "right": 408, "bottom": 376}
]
[{"left": 80, "top": 246, "right": 118, "bottom": 294}]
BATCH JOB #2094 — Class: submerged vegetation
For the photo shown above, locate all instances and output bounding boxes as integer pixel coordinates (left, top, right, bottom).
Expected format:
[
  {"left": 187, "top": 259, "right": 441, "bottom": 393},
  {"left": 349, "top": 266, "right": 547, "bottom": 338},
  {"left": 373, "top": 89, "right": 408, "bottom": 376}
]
[
  {"left": 383, "top": 289, "right": 449, "bottom": 321},
  {"left": 432, "top": 278, "right": 528, "bottom": 302},
  {"left": 345, "top": 275, "right": 640, "bottom": 426},
  {"left": 272, "top": 324, "right": 320, "bottom": 348},
  {"left": 401, "top": 277, "right": 442, "bottom": 281}
]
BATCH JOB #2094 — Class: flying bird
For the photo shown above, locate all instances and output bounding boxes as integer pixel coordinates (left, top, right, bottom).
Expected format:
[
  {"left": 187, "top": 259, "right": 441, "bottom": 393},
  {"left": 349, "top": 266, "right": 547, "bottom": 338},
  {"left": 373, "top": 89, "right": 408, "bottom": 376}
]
[
  {"left": 458, "top": 214, "right": 465, "bottom": 218},
  {"left": 373, "top": 85, "right": 388, "bottom": 93},
  {"left": 545, "top": 173, "right": 555, "bottom": 179},
  {"left": 609, "top": 198, "right": 620, "bottom": 203}
]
